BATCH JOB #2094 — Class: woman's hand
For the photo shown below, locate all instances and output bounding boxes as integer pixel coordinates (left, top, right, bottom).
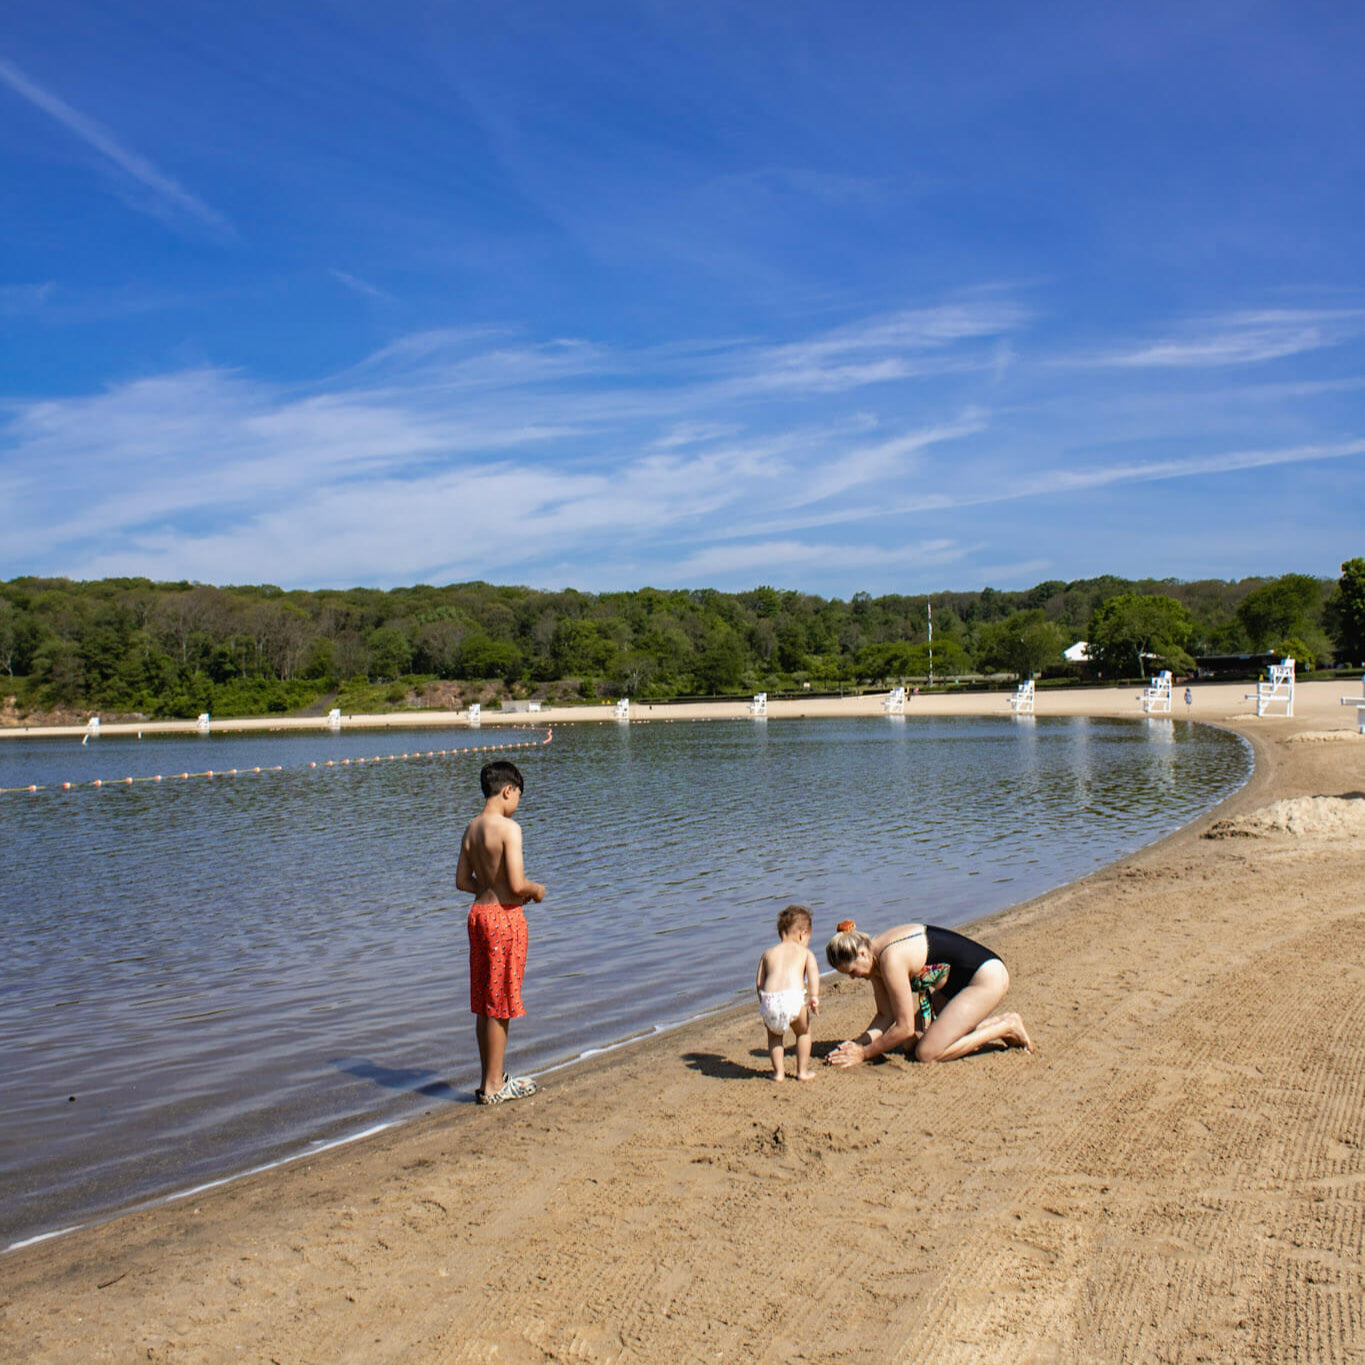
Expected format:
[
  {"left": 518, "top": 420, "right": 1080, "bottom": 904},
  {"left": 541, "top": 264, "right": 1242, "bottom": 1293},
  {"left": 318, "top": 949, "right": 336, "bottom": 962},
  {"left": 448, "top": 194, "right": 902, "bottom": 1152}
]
[{"left": 827, "top": 1039, "right": 866, "bottom": 1068}]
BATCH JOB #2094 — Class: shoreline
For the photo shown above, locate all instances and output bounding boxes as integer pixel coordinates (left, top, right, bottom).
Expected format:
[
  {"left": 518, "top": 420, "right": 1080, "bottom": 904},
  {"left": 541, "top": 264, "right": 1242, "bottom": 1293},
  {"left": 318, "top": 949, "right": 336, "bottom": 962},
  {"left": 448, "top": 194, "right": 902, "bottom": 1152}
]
[
  {"left": 1, "top": 676, "right": 1353, "bottom": 739},
  {"left": 3, "top": 686, "right": 1363, "bottom": 1362}
]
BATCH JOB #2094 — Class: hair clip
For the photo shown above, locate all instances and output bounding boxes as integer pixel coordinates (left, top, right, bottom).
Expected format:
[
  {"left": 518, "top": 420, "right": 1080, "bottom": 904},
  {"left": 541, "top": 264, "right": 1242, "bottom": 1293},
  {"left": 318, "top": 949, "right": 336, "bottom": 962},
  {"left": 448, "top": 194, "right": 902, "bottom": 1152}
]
[{"left": 837, "top": 919, "right": 856, "bottom": 933}]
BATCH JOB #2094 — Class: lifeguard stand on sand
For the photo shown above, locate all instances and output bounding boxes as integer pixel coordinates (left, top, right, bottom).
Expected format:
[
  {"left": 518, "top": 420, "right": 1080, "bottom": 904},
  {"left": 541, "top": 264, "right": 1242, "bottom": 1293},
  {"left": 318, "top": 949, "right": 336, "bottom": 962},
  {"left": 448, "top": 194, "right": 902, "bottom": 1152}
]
[
  {"left": 1141, "top": 672, "right": 1172, "bottom": 714},
  {"left": 1247, "top": 657, "right": 1294, "bottom": 717},
  {"left": 1341, "top": 676, "right": 1365, "bottom": 734},
  {"left": 748, "top": 692, "right": 767, "bottom": 716},
  {"left": 1008, "top": 679, "right": 1035, "bottom": 714},
  {"left": 881, "top": 687, "right": 906, "bottom": 714},
  {"left": 614, "top": 698, "right": 630, "bottom": 720},
  {"left": 468, "top": 703, "right": 481, "bottom": 726},
  {"left": 326, "top": 708, "right": 342, "bottom": 730}
]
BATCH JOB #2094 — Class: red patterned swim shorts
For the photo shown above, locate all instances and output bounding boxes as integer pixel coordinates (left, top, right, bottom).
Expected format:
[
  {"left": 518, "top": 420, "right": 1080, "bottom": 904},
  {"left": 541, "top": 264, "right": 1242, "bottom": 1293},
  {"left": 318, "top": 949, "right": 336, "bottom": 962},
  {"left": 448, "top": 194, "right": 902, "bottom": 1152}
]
[{"left": 468, "top": 902, "right": 528, "bottom": 1019}]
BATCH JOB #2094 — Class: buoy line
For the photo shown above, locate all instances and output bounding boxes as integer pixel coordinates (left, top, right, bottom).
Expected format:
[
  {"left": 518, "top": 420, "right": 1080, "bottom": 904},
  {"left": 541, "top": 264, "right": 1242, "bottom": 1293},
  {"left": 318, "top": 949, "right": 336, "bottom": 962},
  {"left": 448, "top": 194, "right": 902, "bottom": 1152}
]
[{"left": 0, "top": 727, "right": 553, "bottom": 796}]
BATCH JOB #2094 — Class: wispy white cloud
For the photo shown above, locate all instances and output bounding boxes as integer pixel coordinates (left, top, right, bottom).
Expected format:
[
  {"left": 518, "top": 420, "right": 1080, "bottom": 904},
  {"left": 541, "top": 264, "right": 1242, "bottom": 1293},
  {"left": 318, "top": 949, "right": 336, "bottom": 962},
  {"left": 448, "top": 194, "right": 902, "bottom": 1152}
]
[
  {"left": 719, "top": 166, "right": 890, "bottom": 204},
  {"left": 1078, "top": 308, "right": 1365, "bottom": 369},
  {"left": 328, "top": 269, "right": 394, "bottom": 302},
  {"left": 0, "top": 281, "right": 56, "bottom": 315},
  {"left": 3, "top": 296, "right": 1363, "bottom": 592},
  {"left": 733, "top": 302, "right": 1030, "bottom": 394},
  {"left": 672, "top": 537, "right": 968, "bottom": 580},
  {"left": 0, "top": 57, "right": 234, "bottom": 240}
]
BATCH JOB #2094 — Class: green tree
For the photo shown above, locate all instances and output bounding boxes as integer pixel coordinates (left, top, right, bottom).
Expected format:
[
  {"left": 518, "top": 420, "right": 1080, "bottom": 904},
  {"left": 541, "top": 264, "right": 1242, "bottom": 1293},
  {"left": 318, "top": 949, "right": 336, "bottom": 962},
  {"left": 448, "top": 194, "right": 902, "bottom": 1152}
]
[
  {"left": 458, "top": 633, "right": 522, "bottom": 681},
  {"left": 1088, "top": 594, "right": 1195, "bottom": 678},
  {"left": 693, "top": 631, "right": 745, "bottom": 693},
  {"left": 912, "top": 637, "right": 970, "bottom": 678},
  {"left": 1235, "top": 574, "right": 1323, "bottom": 651},
  {"left": 975, "top": 610, "right": 1065, "bottom": 679},
  {"left": 856, "top": 641, "right": 917, "bottom": 680},
  {"left": 366, "top": 626, "right": 413, "bottom": 681},
  {"left": 1329, "top": 557, "right": 1365, "bottom": 661},
  {"left": 0, "top": 599, "right": 19, "bottom": 676},
  {"left": 1276, "top": 636, "right": 1322, "bottom": 674}
]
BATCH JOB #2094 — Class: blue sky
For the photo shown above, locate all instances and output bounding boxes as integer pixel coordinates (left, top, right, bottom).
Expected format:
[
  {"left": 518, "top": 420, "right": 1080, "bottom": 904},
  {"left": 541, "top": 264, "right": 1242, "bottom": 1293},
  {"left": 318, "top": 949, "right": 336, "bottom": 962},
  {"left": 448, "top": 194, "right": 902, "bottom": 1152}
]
[{"left": 2, "top": 1, "right": 1363, "bottom": 597}]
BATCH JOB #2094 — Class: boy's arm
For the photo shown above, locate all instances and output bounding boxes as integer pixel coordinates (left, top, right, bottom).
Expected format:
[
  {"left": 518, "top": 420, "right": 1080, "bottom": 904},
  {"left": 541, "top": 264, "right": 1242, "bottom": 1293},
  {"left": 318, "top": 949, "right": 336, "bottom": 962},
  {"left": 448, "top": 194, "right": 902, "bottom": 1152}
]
[
  {"left": 455, "top": 830, "right": 479, "bottom": 897},
  {"left": 501, "top": 821, "right": 546, "bottom": 904}
]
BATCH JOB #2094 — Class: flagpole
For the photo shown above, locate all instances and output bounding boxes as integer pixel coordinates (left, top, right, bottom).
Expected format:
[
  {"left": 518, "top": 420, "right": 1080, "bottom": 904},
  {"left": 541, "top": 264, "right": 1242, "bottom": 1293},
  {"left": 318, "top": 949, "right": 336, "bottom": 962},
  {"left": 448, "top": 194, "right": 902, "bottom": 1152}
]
[{"left": 927, "top": 599, "right": 934, "bottom": 689}]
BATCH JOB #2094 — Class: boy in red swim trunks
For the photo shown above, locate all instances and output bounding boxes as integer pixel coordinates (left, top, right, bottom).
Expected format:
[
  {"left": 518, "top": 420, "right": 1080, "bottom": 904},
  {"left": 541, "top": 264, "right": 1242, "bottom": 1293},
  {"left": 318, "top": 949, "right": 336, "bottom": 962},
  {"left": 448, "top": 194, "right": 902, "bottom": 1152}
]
[{"left": 456, "top": 759, "right": 547, "bottom": 1105}]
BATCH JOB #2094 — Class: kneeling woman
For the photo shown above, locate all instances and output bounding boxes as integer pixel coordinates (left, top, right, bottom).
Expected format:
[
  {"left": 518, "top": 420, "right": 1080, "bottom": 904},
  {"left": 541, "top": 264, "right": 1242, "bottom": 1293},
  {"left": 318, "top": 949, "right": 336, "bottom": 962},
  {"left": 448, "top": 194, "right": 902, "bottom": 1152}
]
[{"left": 825, "top": 920, "right": 1032, "bottom": 1067}]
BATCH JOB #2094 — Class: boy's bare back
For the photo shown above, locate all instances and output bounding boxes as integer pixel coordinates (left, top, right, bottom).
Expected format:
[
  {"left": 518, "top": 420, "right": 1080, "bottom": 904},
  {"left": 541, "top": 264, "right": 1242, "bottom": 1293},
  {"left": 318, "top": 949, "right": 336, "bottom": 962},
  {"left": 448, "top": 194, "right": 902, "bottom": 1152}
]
[{"left": 456, "top": 795, "right": 545, "bottom": 907}]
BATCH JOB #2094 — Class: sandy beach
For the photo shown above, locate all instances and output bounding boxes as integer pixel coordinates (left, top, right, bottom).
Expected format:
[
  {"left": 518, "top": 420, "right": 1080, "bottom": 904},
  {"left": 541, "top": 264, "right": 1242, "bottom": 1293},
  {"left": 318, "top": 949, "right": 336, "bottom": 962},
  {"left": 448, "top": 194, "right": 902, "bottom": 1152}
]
[{"left": 2, "top": 681, "right": 1363, "bottom": 1363}]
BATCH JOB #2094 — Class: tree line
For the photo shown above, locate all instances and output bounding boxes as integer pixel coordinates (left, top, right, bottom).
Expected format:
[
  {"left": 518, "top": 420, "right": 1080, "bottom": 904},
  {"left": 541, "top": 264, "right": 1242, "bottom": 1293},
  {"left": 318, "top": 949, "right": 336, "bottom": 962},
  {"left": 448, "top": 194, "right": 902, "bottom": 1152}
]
[{"left": 2, "top": 561, "right": 1362, "bottom": 720}]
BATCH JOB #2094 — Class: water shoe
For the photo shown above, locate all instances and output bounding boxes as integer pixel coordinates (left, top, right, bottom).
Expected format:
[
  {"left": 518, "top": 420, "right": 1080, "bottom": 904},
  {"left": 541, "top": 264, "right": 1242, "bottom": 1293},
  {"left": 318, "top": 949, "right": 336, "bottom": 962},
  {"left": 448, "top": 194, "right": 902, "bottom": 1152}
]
[{"left": 475, "top": 1073, "right": 538, "bottom": 1105}]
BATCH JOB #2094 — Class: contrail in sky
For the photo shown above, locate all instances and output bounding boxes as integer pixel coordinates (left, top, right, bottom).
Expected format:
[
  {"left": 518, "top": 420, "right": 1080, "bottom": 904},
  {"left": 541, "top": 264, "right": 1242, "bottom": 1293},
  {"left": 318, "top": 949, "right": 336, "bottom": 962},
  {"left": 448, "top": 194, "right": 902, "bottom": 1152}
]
[{"left": 0, "top": 56, "right": 234, "bottom": 239}]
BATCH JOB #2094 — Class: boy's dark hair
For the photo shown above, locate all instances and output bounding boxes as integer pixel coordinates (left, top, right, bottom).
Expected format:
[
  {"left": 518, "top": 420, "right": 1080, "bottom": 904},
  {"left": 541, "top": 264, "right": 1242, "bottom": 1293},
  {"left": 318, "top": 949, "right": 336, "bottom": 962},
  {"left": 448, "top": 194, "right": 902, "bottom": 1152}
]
[
  {"left": 480, "top": 759, "right": 525, "bottom": 798},
  {"left": 777, "top": 904, "right": 812, "bottom": 937}
]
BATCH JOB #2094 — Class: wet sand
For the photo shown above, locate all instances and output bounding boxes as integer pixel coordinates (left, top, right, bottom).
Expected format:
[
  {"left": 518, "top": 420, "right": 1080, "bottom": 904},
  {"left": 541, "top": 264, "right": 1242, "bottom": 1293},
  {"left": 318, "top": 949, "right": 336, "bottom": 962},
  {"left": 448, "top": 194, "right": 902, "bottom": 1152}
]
[{"left": 2, "top": 682, "right": 1363, "bottom": 1363}]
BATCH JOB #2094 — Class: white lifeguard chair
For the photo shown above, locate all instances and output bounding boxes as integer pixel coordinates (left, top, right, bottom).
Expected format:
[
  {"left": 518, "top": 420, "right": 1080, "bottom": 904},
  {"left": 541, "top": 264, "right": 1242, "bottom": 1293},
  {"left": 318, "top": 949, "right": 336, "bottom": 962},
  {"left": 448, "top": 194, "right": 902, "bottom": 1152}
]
[
  {"left": 197, "top": 712, "right": 212, "bottom": 734},
  {"left": 1340, "top": 676, "right": 1365, "bottom": 734},
  {"left": 85, "top": 716, "right": 101, "bottom": 738},
  {"left": 614, "top": 697, "right": 630, "bottom": 720},
  {"left": 326, "top": 707, "right": 342, "bottom": 731},
  {"left": 1141, "top": 671, "right": 1173, "bottom": 715},
  {"left": 468, "top": 703, "right": 482, "bottom": 726},
  {"left": 1247, "top": 657, "right": 1294, "bottom": 717},
  {"left": 881, "top": 686, "right": 906, "bottom": 715},
  {"left": 527, "top": 701, "right": 542, "bottom": 713},
  {"left": 748, "top": 692, "right": 768, "bottom": 716},
  {"left": 1008, "top": 679, "right": 1035, "bottom": 714}
]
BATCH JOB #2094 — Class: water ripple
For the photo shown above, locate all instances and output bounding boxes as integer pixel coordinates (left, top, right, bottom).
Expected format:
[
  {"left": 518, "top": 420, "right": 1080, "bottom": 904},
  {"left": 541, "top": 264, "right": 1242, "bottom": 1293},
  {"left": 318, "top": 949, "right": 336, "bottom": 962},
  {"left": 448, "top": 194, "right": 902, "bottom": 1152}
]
[{"left": 0, "top": 715, "right": 1249, "bottom": 1242}]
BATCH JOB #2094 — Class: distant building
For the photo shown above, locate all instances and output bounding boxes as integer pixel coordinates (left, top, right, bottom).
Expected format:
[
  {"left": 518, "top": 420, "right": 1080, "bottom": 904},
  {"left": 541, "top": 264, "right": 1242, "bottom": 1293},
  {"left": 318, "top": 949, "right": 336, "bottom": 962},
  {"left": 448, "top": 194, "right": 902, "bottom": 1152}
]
[{"left": 1194, "top": 652, "right": 1279, "bottom": 680}]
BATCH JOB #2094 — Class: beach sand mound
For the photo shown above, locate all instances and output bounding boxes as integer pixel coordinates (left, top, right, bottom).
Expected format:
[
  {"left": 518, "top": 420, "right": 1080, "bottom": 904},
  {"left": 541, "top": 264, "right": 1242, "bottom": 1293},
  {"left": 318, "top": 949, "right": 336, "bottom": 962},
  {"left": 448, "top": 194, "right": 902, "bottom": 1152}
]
[
  {"left": 1205, "top": 794, "right": 1365, "bottom": 839},
  {"left": 1287, "top": 728, "right": 1364, "bottom": 744}
]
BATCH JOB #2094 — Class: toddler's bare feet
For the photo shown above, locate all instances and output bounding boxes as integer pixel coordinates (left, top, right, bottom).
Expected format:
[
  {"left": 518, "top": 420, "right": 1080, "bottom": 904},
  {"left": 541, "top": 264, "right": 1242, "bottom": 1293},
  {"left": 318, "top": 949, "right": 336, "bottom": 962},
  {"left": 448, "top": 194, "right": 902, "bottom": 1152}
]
[
  {"left": 796, "top": 1070, "right": 816, "bottom": 1081},
  {"left": 772, "top": 1071, "right": 785, "bottom": 1082}
]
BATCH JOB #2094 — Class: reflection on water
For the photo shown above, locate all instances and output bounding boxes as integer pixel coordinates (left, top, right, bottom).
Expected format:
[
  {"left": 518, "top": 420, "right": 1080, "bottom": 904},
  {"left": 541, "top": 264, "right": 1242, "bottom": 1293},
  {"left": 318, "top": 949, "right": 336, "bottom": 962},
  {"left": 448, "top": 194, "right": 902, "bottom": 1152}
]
[{"left": 0, "top": 715, "right": 1249, "bottom": 1242}]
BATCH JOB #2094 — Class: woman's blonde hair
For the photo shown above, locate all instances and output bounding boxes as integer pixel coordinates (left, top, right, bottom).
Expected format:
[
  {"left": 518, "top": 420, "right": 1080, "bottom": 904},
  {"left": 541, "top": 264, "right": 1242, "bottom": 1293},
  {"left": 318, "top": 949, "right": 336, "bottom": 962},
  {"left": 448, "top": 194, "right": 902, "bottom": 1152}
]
[{"left": 825, "top": 923, "right": 873, "bottom": 969}]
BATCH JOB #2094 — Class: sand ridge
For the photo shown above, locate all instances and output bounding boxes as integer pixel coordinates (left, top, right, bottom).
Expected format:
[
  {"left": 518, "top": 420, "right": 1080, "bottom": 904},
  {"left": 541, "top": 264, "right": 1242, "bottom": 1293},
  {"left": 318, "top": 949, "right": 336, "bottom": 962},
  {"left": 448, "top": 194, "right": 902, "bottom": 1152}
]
[{"left": 1, "top": 683, "right": 1363, "bottom": 1363}]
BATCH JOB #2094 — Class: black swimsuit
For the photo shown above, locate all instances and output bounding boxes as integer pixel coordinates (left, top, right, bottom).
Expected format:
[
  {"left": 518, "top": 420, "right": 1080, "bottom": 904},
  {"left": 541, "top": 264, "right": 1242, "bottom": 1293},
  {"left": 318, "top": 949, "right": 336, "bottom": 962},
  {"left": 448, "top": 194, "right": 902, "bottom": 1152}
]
[{"left": 882, "top": 925, "right": 1001, "bottom": 1004}]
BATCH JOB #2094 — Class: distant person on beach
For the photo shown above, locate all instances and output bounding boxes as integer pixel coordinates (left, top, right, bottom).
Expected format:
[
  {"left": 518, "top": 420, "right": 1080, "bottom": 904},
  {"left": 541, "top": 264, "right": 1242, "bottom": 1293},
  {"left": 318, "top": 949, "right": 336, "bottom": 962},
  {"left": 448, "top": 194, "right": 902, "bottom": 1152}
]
[
  {"left": 1184, "top": 686, "right": 1193, "bottom": 711},
  {"left": 456, "top": 759, "right": 546, "bottom": 1105},
  {"left": 755, "top": 904, "right": 821, "bottom": 1081},
  {"left": 824, "top": 920, "right": 1031, "bottom": 1067}
]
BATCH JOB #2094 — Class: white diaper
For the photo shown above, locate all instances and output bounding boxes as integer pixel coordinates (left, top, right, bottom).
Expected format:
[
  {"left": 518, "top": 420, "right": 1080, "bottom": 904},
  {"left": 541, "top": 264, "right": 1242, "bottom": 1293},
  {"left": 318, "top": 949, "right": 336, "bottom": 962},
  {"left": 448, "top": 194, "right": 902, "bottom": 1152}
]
[{"left": 759, "top": 987, "right": 807, "bottom": 1035}]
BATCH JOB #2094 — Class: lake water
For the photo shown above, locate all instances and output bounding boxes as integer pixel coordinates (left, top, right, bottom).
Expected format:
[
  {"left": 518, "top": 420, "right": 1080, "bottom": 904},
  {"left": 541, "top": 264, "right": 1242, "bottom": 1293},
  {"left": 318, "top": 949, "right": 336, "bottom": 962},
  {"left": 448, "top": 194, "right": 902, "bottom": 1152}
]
[{"left": 0, "top": 714, "right": 1251, "bottom": 1246}]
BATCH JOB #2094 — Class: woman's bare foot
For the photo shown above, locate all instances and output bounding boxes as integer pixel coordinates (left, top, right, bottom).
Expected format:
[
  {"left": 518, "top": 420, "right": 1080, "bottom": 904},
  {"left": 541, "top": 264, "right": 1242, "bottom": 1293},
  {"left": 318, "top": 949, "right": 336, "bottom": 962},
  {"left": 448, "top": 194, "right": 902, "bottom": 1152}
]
[
  {"left": 1000, "top": 1012, "right": 1034, "bottom": 1052},
  {"left": 796, "top": 1069, "right": 816, "bottom": 1081}
]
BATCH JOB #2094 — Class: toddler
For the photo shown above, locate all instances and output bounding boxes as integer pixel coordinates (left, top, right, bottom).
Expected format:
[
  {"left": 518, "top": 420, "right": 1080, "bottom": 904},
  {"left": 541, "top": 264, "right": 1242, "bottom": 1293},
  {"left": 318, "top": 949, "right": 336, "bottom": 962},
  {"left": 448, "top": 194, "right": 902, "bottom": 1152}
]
[{"left": 755, "top": 904, "right": 821, "bottom": 1081}]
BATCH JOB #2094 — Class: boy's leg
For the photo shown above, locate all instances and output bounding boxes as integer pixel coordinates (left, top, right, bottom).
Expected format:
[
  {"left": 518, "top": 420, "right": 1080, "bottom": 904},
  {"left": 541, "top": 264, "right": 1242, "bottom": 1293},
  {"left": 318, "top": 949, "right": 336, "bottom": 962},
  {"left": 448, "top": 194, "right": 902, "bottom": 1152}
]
[
  {"left": 791, "top": 1007, "right": 814, "bottom": 1080},
  {"left": 477, "top": 1014, "right": 510, "bottom": 1095},
  {"left": 766, "top": 1028, "right": 787, "bottom": 1081}
]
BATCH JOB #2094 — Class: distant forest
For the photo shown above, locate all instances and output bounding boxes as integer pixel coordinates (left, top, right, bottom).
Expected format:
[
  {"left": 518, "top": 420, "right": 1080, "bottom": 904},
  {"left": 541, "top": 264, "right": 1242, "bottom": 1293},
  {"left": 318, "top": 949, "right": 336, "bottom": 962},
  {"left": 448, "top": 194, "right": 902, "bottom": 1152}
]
[{"left": 3, "top": 562, "right": 1363, "bottom": 720}]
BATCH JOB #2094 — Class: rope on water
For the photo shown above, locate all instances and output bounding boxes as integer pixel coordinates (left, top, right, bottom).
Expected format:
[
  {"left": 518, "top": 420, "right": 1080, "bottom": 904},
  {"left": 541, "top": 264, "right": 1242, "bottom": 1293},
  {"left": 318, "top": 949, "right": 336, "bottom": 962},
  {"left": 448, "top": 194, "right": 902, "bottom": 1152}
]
[{"left": 0, "top": 727, "right": 553, "bottom": 796}]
